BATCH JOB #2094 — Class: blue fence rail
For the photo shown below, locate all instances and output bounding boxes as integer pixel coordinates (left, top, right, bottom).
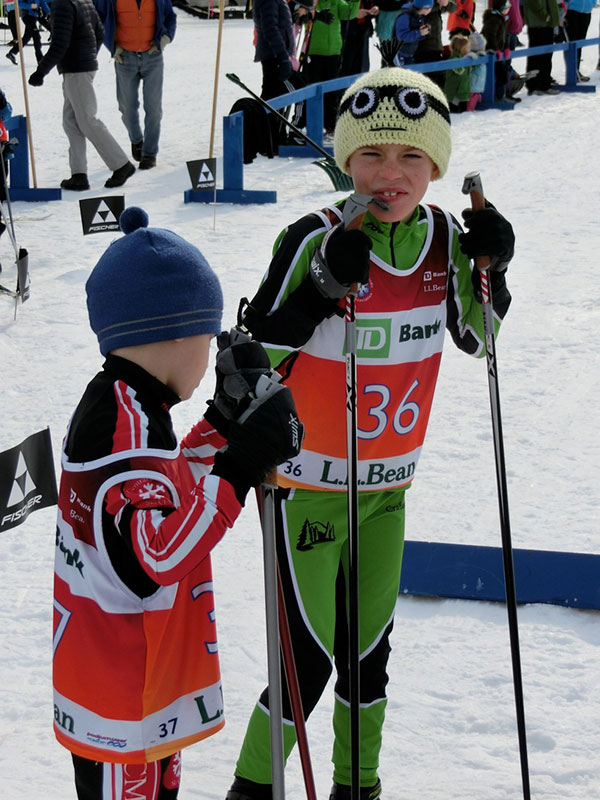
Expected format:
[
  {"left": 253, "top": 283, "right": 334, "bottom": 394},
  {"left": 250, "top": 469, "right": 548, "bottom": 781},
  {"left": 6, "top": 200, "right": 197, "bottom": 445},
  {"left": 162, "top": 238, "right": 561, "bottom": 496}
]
[
  {"left": 400, "top": 541, "right": 600, "bottom": 610},
  {"left": 186, "top": 37, "right": 598, "bottom": 205}
]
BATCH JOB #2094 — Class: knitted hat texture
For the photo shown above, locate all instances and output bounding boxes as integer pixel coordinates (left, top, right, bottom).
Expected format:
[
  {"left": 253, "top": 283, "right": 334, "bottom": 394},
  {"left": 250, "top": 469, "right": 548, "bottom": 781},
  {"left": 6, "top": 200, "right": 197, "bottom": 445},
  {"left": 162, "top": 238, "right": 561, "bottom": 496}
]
[
  {"left": 333, "top": 67, "right": 452, "bottom": 178},
  {"left": 86, "top": 207, "right": 223, "bottom": 356},
  {"left": 469, "top": 31, "right": 486, "bottom": 51}
]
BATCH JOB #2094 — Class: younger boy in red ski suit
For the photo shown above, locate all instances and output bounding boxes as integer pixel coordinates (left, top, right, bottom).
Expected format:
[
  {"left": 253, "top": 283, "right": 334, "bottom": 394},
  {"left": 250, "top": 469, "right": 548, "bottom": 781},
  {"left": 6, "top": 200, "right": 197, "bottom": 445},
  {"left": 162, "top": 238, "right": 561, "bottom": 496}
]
[{"left": 53, "top": 206, "right": 302, "bottom": 800}]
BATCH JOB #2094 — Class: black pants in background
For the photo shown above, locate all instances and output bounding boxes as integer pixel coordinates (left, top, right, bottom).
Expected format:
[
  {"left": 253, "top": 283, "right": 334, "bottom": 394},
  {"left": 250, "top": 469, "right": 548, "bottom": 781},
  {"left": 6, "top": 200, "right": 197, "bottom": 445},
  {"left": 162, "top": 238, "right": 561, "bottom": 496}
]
[
  {"left": 565, "top": 9, "right": 592, "bottom": 70},
  {"left": 526, "top": 27, "right": 555, "bottom": 91}
]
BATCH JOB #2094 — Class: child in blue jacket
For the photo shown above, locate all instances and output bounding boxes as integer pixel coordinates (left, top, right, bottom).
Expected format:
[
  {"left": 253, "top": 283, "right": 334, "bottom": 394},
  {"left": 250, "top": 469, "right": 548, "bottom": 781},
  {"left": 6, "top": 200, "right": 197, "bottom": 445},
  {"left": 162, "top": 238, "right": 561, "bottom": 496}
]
[
  {"left": 5, "top": 0, "right": 50, "bottom": 64},
  {"left": 393, "top": 0, "right": 434, "bottom": 64}
]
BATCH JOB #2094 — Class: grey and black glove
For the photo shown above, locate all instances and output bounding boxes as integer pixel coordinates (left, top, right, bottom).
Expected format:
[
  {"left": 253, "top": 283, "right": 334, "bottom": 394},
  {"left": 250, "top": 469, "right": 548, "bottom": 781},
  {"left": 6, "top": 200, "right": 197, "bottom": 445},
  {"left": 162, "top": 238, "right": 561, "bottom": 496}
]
[
  {"left": 310, "top": 225, "right": 373, "bottom": 299},
  {"left": 204, "top": 328, "right": 271, "bottom": 435},
  {"left": 212, "top": 373, "right": 304, "bottom": 501}
]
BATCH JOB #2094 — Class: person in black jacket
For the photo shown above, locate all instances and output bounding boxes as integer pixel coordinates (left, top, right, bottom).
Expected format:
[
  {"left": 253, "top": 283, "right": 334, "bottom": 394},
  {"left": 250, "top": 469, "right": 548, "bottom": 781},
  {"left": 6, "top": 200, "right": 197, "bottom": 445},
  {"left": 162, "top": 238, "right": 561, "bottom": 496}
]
[
  {"left": 253, "top": 0, "right": 295, "bottom": 100},
  {"left": 28, "top": 0, "right": 135, "bottom": 191}
]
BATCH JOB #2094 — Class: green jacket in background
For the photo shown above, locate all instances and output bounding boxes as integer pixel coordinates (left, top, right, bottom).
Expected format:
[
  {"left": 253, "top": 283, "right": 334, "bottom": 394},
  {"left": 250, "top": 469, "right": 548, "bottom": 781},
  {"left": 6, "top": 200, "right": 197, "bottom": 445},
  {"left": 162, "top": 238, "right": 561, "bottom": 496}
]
[
  {"left": 444, "top": 52, "right": 471, "bottom": 104},
  {"left": 523, "top": 0, "right": 560, "bottom": 28},
  {"left": 308, "top": 0, "right": 360, "bottom": 56}
]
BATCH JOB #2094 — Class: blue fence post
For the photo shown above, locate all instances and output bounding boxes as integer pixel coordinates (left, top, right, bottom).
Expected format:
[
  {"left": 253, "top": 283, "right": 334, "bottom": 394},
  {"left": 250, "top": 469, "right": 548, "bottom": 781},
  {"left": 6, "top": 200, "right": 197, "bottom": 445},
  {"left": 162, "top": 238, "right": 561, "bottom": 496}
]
[
  {"left": 222, "top": 112, "right": 244, "bottom": 191},
  {"left": 306, "top": 85, "right": 324, "bottom": 149},
  {"left": 183, "top": 111, "right": 277, "bottom": 205},
  {"left": 5, "top": 115, "right": 61, "bottom": 201},
  {"left": 565, "top": 40, "right": 579, "bottom": 87},
  {"left": 480, "top": 52, "right": 497, "bottom": 109}
]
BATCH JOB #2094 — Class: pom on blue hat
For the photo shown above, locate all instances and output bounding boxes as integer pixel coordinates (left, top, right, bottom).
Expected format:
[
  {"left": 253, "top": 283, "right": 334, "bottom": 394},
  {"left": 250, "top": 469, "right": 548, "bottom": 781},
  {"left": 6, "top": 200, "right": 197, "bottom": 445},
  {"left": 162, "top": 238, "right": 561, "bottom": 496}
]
[{"left": 86, "top": 207, "right": 223, "bottom": 356}]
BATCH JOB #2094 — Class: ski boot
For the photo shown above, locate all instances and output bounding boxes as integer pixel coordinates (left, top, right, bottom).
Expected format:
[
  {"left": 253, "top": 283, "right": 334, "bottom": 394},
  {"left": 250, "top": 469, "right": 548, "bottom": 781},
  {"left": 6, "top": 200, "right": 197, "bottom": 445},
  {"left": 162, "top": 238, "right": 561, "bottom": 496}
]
[
  {"left": 226, "top": 776, "right": 272, "bottom": 800},
  {"left": 329, "top": 779, "right": 382, "bottom": 799}
]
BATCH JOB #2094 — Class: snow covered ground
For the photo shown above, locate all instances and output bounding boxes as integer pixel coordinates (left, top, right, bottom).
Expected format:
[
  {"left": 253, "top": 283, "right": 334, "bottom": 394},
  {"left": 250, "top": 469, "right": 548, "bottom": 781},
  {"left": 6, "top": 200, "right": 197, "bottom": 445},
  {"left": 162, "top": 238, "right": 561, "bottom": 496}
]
[{"left": 0, "top": 8, "right": 599, "bottom": 799}]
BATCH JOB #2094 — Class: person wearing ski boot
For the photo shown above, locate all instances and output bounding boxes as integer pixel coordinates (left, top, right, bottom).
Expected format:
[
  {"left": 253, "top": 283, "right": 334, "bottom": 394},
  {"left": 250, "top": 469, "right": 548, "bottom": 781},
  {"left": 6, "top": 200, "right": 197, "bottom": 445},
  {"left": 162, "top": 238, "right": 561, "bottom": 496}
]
[
  {"left": 53, "top": 206, "right": 303, "bottom": 800},
  {"left": 224, "top": 66, "right": 515, "bottom": 800}
]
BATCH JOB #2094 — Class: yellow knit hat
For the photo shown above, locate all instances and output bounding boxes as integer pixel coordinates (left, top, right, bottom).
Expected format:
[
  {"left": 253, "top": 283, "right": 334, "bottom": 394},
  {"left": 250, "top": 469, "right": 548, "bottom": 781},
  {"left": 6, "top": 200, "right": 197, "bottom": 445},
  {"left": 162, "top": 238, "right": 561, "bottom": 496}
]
[{"left": 334, "top": 67, "right": 452, "bottom": 179}]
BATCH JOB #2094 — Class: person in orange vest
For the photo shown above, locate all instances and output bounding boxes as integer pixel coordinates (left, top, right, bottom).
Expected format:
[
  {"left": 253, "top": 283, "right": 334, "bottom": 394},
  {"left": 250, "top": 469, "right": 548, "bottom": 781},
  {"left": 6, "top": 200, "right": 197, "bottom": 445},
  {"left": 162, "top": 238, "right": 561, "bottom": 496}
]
[
  {"left": 94, "top": 0, "right": 177, "bottom": 169},
  {"left": 446, "top": 0, "right": 474, "bottom": 35}
]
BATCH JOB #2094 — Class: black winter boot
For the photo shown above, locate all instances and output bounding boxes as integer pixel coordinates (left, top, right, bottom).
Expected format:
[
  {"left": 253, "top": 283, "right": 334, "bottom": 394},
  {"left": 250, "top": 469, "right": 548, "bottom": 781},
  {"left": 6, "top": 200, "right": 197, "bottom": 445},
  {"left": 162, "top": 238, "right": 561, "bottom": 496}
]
[
  {"left": 225, "top": 776, "right": 272, "bottom": 800},
  {"left": 60, "top": 173, "right": 90, "bottom": 191},
  {"left": 131, "top": 140, "right": 143, "bottom": 161},
  {"left": 329, "top": 779, "right": 382, "bottom": 800},
  {"left": 105, "top": 161, "right": 135, "bottom": 188}
]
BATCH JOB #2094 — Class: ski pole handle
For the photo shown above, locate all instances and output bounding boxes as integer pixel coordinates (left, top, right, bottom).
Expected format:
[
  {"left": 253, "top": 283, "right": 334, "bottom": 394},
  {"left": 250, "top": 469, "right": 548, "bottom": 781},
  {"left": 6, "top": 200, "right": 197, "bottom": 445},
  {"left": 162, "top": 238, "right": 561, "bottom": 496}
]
[{"left": 462, "top": 171, "right": 492, "bottom": 272}]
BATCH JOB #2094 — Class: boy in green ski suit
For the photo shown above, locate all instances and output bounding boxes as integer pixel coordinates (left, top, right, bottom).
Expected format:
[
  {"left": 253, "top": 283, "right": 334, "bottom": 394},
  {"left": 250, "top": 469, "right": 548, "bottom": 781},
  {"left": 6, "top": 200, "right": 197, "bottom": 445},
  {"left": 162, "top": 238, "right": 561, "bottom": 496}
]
[{"left": 226, "top": 67, "right": 515, "bottom": 800}]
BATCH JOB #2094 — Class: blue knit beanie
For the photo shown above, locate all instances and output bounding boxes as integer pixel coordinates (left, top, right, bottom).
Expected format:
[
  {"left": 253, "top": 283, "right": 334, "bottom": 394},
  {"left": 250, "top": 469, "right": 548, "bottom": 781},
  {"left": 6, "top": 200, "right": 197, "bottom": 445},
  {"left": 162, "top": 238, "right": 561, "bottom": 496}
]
[
  {"left": 86, "top": 207, "right": 223, "bottom": 356},
  {"left": 413, "top": 0, "right": 434, "bottom": 8}
]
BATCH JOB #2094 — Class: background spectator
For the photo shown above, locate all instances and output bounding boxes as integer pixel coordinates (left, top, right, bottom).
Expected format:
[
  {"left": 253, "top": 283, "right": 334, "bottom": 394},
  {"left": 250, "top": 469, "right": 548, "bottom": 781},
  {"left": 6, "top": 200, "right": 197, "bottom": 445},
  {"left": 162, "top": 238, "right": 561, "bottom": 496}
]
[
  {"left": 340, "top": 0, "right": 380, "bottom": 77},
  {"left": 6, "top": 0, "right": 50, "bottom": 65},
  {"left": 523, "top": 0, "right": 561, "bottom": 94},
  {"left": 414, "top": 0, "right": 457, "bottom": 87},
  {"left": 253, "top": 0, "right": 295, "bottom": 100},
  {"left": 466, "top": 28, "right": 487, "bottom": 108},
  {"left": 393, "top": 0, "right": 434, "bottom": 65},
  {"left": 444, "top": 31, "right": 471, "bottom": 110},
  {"left": 446, "top": 0, "right": 474, "bottom": 35},
  {"left": 302, "top": 0, "right": 360, "bottom": 133},
  {"left": 94, "top": 0, "right": 177, "bottom": 170},
  {"left": 27, "top": 0, "right": 135, "bottom": 190},
  {"left": 563, "top": 0, "right": 595, "bottom": 80},
  {"left": 481, "top": 0, "right": 513, "bottom": 101}
]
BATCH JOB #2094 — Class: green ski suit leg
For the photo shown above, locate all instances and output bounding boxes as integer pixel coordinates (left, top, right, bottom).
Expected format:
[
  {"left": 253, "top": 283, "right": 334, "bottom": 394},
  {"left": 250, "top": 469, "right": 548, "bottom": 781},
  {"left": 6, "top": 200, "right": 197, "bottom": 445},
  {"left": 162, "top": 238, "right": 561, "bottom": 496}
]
[{"left": 234, "top": 486, "right": 406, "bottom": 787}]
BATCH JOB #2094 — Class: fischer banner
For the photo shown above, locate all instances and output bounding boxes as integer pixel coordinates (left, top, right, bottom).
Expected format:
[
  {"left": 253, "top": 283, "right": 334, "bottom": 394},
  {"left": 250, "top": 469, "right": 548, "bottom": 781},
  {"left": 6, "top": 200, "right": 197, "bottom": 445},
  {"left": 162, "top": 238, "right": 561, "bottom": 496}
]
[{"left": 0, "top": 428, "right": 58, "bottom": 532}]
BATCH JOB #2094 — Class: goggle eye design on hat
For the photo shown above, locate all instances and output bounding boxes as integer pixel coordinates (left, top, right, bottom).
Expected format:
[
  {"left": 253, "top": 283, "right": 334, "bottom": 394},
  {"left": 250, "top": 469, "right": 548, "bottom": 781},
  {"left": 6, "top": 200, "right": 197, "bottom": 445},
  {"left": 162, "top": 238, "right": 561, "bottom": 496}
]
[
  {"left": 342, "top": 83, "right": 449, "bottom": 124},
  {"left": 396, "top": 87, "right": 428, "bottom": 119},
  {"left": 349, "top": 87, "right": 380, "bottom": 118}
]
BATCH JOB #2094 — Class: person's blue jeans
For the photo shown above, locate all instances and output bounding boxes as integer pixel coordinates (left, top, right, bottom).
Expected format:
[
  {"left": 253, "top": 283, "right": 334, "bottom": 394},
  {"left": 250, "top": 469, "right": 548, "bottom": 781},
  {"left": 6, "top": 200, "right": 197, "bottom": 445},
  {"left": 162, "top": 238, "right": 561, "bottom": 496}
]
[{"left": 115, "top": 49, "right": 164, "bottom": 157}]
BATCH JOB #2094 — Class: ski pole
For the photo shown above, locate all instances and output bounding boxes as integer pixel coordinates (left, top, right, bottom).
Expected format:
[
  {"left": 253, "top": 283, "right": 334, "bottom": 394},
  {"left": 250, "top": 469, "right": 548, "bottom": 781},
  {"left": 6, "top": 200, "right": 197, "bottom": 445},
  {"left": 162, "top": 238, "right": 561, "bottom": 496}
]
[
  {"left": 259, "top": 475, "right": 286, "bottom": 800},
  {"left": 462, "top": 172, "right": 531, "bottom": 800},
  {"left": 344, "top": 284, "right": 361, "bottom": 800},
  {"left": 339, "top": 194, "right": 389, "bottom": 800},
  {"left": 276, "top": 568, "right": 318, "bottom": 800},
  {"left": 258, "top": 467, "right": 319, "bottom": 800}
]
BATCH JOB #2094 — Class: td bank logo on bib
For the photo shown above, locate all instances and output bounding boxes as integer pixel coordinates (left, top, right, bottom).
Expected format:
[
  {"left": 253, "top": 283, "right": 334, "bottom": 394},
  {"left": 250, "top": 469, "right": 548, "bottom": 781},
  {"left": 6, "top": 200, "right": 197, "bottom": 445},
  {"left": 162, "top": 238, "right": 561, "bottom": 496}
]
[{"left": 354, "top": 319, "right": 391, "bottom": 359}]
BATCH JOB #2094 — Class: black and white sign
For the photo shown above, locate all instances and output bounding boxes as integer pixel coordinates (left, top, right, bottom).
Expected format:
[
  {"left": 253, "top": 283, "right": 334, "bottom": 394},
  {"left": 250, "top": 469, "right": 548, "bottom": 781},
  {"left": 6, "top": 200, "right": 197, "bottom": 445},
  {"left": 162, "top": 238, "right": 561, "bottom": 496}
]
[
  {"left": 186, "top": 158, "right": 217, "bottom": 191},
  {"left": 79, "top": 196, "right": 125, "bottom": 235},
  {"left": 0, "top": 429, "right": 58, "bottom": 532}
]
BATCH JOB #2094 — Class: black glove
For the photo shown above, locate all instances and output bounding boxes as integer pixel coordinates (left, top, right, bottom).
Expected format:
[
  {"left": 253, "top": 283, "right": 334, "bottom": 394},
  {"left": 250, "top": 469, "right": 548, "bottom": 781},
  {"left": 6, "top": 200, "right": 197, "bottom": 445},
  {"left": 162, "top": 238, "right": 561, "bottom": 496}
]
[
  {"left": 314, "top": 9, "right": 334, "bottom": 23},
  {"left": 310, "top": 225, "right": 373, "bottom": 299},
  {"left": 458, "top": 206, "right": 515, "bottom": 272},
  {"left": 212, "top": 374, "right": 304, "bottom": 499},
  {"left": 277, "top": 57, "right": 292, "bottom": 82},
  {"left": 28, "top": 71, "right": 44, "bottom": 87},
  {"left": 209, "top": 328, "right": 272, "bottom": 423}
]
